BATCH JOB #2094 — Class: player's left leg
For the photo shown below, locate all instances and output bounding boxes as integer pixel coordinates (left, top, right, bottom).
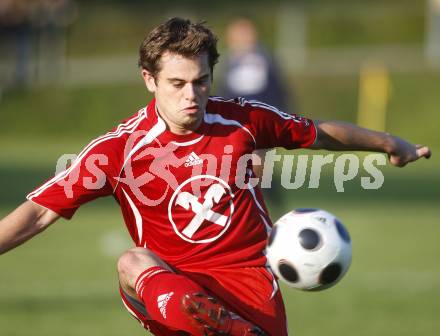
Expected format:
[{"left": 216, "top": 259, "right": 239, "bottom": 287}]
[
  {"left": 117, "top": 247, "right": 266, "bottom": 335},
  {"left": 118, "top": 247, "right": 205, "bottom": 334}
]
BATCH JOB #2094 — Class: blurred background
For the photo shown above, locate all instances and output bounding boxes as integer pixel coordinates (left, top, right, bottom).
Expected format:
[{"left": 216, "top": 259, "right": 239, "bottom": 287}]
[{"left": 0, "top": 0, "right": 439, "bottom": 335}]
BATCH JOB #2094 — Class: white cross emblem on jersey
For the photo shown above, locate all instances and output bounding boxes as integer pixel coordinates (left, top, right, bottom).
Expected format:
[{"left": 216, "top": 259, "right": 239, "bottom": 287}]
[
  {"left": 175, "top": 183, "right": 227, "bottom": 238},
  {"left": 168, "top": 175, "right": 234, "bottom": 244}
]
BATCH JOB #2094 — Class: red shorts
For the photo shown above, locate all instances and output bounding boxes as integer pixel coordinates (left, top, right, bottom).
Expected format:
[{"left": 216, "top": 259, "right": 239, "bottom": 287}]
[{"left": 119, "top": 266, "right": 288, "bottom": 336}]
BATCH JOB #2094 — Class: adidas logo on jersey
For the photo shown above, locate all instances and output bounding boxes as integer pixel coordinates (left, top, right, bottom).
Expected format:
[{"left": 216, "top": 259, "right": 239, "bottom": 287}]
[
  {"left": 184, "top": 152, "right": 203, "bottom": 167},
  {"left": 157, "top": 292, "right": 174, "bottom": 319}
]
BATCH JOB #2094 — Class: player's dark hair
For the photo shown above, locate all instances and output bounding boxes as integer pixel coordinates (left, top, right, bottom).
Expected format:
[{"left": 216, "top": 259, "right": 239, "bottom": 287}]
[{"left": 138, "top": 17, "right": 219, "bottom": 78}]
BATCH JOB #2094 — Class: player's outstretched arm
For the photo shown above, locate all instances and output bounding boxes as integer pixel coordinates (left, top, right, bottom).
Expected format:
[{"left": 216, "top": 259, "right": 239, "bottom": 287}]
[
  {"left": 0, "top": 201, "right": 60, "bottom": 254},
  {"left": 311, "top": 120, "right": 431, "bottom": 167}
]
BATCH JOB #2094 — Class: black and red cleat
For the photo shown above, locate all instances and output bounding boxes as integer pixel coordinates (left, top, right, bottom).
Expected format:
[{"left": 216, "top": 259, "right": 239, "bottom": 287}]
[{"left": 181, "top": 292, "right": 267, "bottom": 336}]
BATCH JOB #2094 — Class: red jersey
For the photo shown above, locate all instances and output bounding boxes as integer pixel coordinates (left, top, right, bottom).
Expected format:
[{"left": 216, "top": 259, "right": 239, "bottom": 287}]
[{"left": 27, "top": 97, "right": 316, "bottom": 273}]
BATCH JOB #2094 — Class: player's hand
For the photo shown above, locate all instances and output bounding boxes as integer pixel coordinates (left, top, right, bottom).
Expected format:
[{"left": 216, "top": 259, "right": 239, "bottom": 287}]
[{"left": 387, "top": 136, "right": 431, "bottom": 167}]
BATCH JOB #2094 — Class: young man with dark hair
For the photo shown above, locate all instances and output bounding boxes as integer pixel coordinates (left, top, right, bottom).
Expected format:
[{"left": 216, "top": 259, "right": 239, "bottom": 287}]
[{"left": 0, "top": 17, "right": 431, "bottom": 335}]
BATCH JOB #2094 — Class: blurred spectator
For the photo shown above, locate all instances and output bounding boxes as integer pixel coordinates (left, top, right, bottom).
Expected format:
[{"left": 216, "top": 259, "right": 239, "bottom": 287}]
[
  {"left": 218, "top": 17, "right": 295, "bottom": 182},
  {"left": 219, "top": 16, "right": 292, "bottom": 112}
]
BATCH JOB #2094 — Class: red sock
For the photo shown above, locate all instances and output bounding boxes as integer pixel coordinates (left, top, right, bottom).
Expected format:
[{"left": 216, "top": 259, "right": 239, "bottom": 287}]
[{"left": 135, "top": 266, "right": 206, "bottom": 334}]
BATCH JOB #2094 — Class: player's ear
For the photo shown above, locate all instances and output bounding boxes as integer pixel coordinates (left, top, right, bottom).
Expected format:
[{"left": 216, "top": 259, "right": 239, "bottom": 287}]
[{"left": 141, "top": 69, "right": 157, "bottom": 93}]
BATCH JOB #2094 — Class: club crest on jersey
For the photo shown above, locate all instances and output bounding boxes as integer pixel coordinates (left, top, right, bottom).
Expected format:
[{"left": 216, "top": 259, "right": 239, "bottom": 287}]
[
  {"left": 168, "top": 175, "right": 234, "bottom": 244},
  {"left": 184, "top": 152, "right": 203, "bottom": 167}
]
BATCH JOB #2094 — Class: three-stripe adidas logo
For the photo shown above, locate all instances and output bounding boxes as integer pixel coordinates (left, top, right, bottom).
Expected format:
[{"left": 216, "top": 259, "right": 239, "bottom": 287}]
[
  {"left": 184, "top": 152, "right": 203, "bottom": 167},
  {"left": 157, "top": 292, "right": 174, "bottom": 319}
]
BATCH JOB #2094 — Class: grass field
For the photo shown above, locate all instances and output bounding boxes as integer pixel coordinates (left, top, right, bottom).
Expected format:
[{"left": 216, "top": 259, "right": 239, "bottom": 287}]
[{"left": 0, "top": 138, "right": 438, "bottom": 336}]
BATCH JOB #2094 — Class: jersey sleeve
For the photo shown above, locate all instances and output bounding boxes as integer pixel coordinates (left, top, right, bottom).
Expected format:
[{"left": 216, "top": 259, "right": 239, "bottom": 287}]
[
  {"left": 26, "top": 137, "right": 120, "bottom": 219},
  {"left": 241, "top": 100, "right": 316, "bottom": 150}
]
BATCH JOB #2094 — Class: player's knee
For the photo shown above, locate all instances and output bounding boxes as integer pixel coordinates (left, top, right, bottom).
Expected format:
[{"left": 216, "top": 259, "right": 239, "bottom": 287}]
[
  {"left": 117, "top": 247, "right": 170, "bottom": 281},
  {"left": 118, "top": 247, "right": 147, "bottom": 277}
]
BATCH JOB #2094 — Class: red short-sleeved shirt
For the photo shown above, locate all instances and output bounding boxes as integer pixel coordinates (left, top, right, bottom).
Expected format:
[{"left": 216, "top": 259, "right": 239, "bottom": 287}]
[{"left": 27, "top": 97, "right": 316, "bottom": 272}]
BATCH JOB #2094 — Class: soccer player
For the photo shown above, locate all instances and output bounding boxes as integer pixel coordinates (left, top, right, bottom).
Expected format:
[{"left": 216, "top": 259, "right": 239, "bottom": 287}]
[{"left": 0, "top": 18, "right": 431, "bottom": 336}]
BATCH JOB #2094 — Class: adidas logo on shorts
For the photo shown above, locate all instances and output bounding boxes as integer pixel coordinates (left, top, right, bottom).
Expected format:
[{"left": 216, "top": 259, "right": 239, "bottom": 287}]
[
  {"left": 157, "top": 292, "right": 174, "bottom": 319},
  {"left": 184, "top": 152, "right": 203, "bottom": 167}
]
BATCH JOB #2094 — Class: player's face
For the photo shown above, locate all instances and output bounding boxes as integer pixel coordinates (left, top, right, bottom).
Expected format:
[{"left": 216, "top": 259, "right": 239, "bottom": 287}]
[{"left": 142, "top": 52, "right": 212, "bottom": 135}]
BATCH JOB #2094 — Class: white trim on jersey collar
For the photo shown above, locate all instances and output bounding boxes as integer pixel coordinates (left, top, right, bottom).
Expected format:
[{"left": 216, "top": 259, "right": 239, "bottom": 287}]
[
  {"left": 155, "top": 105, "right": 205, "bottom": 146},
  {"left": 170, "top": 136, "right": 204, "bottom": 146}
]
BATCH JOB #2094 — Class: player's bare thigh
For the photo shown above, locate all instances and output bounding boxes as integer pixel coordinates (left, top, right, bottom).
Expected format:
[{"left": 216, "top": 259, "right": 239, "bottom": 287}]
[{"left": 117, "top": 247, "right": 173, "bottom": 298}]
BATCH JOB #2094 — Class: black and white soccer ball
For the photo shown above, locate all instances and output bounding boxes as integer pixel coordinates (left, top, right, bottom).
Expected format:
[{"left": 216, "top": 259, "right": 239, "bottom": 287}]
[{"left": 266, "top": 208, "right": 352, "bottom": 291}]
